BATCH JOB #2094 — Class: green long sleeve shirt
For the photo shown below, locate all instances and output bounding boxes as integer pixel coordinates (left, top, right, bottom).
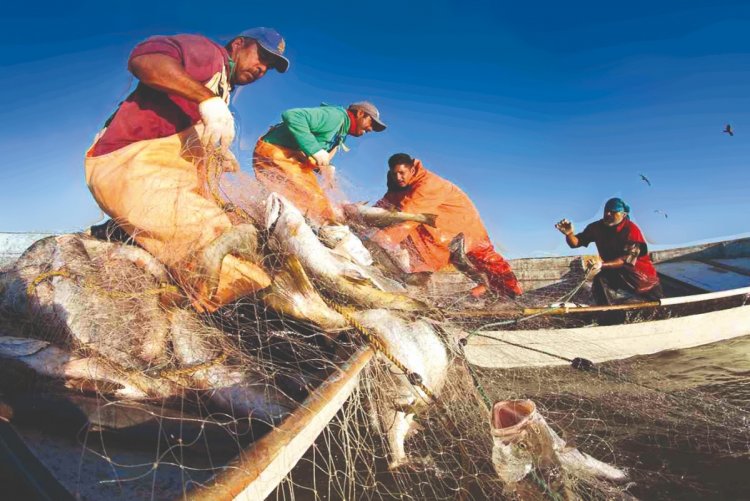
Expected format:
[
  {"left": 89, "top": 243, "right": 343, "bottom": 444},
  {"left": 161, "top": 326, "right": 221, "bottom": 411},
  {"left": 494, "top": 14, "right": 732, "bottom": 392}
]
[{"left": 261, "top": 104, "right": 350, "bottom": 157}]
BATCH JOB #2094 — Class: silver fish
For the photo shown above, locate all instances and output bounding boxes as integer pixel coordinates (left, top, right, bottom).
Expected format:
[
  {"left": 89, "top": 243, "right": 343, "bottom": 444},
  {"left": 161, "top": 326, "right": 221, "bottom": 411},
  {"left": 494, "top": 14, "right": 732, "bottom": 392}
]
[
  {"left": 343, "top": 203, "right": 438, "bottom": 228},
  {"left": 0, "top": 234, "right": 295, "bottom": 423},
  {"left": 264, "top": 193, "right": 431, "bottom": 313},
  {"left": 0, "top": 335, "right": 178, "bottom": 400},
  {"left": 257, "top": 255, "right": 349, "bottom": 332},
  {"left": 351, "top": 309, "right": 450, "bottom": 469},
  {"left": 491, "top": 399, "right": 627, "bottom": 485}
]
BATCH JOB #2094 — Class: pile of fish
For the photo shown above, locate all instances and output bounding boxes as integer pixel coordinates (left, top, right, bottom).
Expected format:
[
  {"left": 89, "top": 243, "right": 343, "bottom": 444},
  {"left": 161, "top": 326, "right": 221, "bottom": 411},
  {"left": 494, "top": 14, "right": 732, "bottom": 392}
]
[
  {"left": 0, "top": 234, "right": 294, "bottom": 423},
  {"left": 0, "top": 192, "right": 627, "bottom": 493}
]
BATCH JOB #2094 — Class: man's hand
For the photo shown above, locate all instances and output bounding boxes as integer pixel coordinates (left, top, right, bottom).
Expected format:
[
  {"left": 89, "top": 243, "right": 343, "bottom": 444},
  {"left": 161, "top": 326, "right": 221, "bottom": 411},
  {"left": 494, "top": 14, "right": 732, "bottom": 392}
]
[
  {"left": 199, "top": 97, "right": 235, "bottom": 151},
  {"left": 583, "top": 255, "right": 603, "bottom": 275},
  {"left": 555, "top": 219, "right": 574, "bottom": 235},
  {"left": 220, "top": 150, "right": 240, "bottom": 173},
  {"left": 312, "top": 149, "right": 331, "bottom": 167}
]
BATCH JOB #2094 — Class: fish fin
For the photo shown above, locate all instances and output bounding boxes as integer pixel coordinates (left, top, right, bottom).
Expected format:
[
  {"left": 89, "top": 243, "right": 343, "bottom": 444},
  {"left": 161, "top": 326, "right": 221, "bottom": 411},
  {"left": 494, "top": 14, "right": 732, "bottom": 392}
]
[
  {"left": 277, "top": 256, "right": 317, "bottom": 297},
  {"left": 422, "top": 213, "right": 438, "bottom": 227},
  {"left": 342, "top": 272, "right": 378, "bottom": 288}
]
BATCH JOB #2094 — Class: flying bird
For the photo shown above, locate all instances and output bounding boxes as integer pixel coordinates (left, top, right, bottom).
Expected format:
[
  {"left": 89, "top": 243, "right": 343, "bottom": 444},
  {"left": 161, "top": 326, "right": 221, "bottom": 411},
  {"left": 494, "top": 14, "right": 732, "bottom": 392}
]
[
  {"left": 654, "top": 210, "right": 668, "bottom": 219},
  {"left": 639, "top": 173, "right": 651, "bottom": 186},
  {"left": 723, "top": 124, "right": 734, "bottom": 136}
]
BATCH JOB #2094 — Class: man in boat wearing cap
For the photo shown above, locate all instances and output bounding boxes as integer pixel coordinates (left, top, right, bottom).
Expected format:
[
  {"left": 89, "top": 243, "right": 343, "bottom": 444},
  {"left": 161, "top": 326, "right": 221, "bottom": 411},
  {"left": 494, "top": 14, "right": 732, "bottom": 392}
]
[
  {"left": 253, "top": 101, "right": 386, "bottom": 224},
  {"left": 85, "top": 28, "right": 290, "bottom": 312},
  {"left": 555, "top": 197, "right": 663, "bottom": 305},
  {"left": 372, "top": 153, "right": 523, "bottom": 299}
]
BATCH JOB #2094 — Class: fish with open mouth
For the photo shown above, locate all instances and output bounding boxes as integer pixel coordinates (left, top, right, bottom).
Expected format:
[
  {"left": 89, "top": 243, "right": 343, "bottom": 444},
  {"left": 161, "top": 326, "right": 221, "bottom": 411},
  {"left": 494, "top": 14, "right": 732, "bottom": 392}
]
[{"left": 491, "top": 399, "right": 627, "bottom": 487}]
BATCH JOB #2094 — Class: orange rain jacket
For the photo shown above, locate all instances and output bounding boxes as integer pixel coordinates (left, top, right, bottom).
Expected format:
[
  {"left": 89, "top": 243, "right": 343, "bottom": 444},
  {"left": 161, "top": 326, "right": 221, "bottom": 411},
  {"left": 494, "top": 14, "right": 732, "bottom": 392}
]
[
  {"left": 373, "top": 160, "right": 522, "bottom": 296},
  {"left": 374, "top": 160, "right": 492, "bottom": 272}
]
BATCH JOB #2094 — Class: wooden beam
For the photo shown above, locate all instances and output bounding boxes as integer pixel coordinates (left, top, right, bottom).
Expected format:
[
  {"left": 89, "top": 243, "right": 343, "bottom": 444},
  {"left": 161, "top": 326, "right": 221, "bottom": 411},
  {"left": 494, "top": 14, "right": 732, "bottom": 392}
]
[{"left": 183, "top": 346, "right": 374, "bottom": 501}]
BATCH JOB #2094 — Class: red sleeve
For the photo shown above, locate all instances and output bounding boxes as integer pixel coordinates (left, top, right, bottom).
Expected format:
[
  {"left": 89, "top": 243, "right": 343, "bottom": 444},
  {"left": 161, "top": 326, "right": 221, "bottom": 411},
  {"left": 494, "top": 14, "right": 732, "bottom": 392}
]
[
  {"left": 623, "top": 221, "right": 645, "bottom": 243},
  {"left": 623, "top": 221, "right": 649, "bottom": 254},
  {"left": 127, "top": 35, "right": 227, "bottom": 85},
  {"left": 128, "top": 36, "right": 185, "bottom": 69}
]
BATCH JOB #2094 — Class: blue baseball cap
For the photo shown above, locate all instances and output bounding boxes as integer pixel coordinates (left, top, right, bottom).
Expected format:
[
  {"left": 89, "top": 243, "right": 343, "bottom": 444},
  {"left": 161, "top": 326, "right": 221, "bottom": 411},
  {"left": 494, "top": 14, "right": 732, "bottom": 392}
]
[{"left": 237, "top": 27, "right": 289, "bottom": 73}]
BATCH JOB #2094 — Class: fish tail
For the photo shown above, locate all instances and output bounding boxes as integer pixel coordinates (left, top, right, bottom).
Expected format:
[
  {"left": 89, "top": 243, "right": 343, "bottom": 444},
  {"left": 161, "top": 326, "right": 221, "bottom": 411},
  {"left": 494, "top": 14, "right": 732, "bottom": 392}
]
[{"left": 278, "top": 255, "right": 317, "bottom": 297}]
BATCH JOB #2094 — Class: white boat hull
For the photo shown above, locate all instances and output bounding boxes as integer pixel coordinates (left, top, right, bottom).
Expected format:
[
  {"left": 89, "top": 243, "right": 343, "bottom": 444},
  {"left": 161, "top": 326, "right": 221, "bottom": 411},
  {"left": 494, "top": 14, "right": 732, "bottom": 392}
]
[{"left": 464, "top": 303, "right": 750, "bottom": 369}]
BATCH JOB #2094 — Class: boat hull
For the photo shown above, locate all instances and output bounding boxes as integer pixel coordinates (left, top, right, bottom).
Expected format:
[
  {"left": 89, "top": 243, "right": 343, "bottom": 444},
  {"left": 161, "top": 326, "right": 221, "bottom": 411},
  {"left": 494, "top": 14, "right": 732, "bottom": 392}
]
[{"left": 464, "top": 303, "right": 750, "bottom": 369}]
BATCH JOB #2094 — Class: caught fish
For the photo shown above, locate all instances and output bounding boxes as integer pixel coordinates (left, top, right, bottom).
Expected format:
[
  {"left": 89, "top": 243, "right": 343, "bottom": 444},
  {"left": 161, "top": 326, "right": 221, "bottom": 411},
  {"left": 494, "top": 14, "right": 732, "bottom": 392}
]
[
  {"left": 491, "top": 399, "right": 627, "bottom": 485},
  {"left": 0, "top": 234, "right": 295, "bottom": 423},
  {"left": 265, "top": 193, "right": 431, "bottom": 313},
  {"left": 343, "top": 203, "right": 438, "bottom": 229},
  {"left": 448, "top": 232, "right": 489, "bottom": 288},
  {"left": 351, "top": 309, "right": 450, "bottom": 469},
  {"left": 317, "top": 224, "right": 374, "bottom": 267},
  {"left": 168, "top": 308, "right": 295, "bottom": 423},
  {"left": 257, "top": 256, "right": 349, "bottom": 333},
  {"left": 0, "top": 234, "right": 172, "bottom": 368},
  {"left": 0, "top": 335, "right": 178, "bottom": 399}
]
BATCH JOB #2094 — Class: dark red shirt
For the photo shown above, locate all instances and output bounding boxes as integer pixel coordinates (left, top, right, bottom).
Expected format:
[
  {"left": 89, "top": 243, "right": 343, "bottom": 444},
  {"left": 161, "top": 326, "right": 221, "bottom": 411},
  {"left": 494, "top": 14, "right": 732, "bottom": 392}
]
[
  {"left": 577, "top": 219, "right": 660, "bottom": 292},
  {"left": 91, "top": 34, "right": 231, "bottom": 157}
]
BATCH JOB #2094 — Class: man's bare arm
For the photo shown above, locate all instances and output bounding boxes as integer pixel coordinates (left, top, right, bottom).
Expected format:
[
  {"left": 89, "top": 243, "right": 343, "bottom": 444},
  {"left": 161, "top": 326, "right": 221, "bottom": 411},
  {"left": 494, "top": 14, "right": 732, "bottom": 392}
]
[
  {"left": 555, "top": 219, "right": 581, "bottom": 247},
  {"left": 129, "top": 54, "right": 215, "bottom": 103}
]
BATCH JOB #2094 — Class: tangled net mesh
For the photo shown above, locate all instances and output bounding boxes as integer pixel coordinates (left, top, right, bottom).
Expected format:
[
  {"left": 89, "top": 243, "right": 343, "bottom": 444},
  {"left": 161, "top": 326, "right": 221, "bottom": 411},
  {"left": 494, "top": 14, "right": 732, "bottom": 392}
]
[{"left": 0, "top": 153, "right": 747, "bottom": 501}]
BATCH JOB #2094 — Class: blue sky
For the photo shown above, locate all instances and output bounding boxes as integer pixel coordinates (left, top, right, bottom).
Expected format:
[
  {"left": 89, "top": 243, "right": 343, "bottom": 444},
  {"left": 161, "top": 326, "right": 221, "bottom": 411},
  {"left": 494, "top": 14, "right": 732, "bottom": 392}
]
[{"left": 1, "top": 1, "right": 749, "bottom": 257}]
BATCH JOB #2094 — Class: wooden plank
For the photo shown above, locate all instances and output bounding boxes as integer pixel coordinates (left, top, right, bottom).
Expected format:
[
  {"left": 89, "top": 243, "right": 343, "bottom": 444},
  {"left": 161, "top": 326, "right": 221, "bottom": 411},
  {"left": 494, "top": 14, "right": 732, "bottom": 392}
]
[
  {"left": 657, "top": 261, "right": 750, "bottom": 292},
  {"left": 707, "top": 257, "right": 750, "bottom": 277},
  {"left": 651, "top": 237, "right": 750, "bottom": 263},
  {"left": 184, "top": 347, "right": 374, "bottom": 501},
  {"left": 0, "top": 419, "right": 75, "bottom": 501}
]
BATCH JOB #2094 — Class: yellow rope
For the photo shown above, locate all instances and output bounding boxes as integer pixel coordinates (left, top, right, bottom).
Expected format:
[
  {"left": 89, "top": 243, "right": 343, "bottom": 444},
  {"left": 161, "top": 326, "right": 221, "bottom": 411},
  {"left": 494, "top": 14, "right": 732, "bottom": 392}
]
[
  {"left": 26, "top": 269, "right": 73, "bottom": 296},
  {"left": 27, "top": 268, "right": 181, "bottom": 301},
  {"left": 324, "top": 298, "right": 437, "bottom": 402}
]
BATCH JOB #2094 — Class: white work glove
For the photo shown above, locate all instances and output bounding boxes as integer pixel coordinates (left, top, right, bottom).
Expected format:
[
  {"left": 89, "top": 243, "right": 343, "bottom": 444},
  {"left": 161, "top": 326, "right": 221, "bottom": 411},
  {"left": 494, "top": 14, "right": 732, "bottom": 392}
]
[
  {"left": 199, "top": 96, "right": 235, "bottom": 151},
  {"left": 312, "top": 149, "right": 331, "bottom": 167}
]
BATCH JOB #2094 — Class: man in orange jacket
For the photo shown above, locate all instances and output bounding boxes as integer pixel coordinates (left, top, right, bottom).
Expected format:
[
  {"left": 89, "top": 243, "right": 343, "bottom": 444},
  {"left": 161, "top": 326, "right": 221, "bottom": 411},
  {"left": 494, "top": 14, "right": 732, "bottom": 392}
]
[{"left": 372, "top": 153, "right": 522, "bottom": 298}]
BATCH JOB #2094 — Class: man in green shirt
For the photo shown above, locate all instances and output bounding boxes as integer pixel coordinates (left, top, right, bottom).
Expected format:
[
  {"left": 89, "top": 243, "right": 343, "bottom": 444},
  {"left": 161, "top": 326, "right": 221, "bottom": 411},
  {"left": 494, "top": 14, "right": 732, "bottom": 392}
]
[{"left": 253, "top": 101, "right": 386, "bottom": 224}]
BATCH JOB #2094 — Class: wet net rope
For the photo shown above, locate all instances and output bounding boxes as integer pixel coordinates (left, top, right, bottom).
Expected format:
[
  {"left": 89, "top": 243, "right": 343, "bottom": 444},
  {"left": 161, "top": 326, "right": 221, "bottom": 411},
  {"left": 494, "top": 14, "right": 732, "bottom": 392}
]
[{"left": 0, "top": 148, "right": 747, "bottom": 501}]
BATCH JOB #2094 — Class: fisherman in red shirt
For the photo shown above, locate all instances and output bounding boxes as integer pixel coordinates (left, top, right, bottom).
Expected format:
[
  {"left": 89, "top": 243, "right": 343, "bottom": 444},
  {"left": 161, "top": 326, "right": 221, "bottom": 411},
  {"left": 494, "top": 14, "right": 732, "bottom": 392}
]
[
  {"left": 555, "top": 197, "right": 663, "bottom": 305},
  {"left": 372, "top": 153, "right": 522, "bottom": 299},
  {"left": 85, "top": 28, "right": 289, "bottom": 311}
]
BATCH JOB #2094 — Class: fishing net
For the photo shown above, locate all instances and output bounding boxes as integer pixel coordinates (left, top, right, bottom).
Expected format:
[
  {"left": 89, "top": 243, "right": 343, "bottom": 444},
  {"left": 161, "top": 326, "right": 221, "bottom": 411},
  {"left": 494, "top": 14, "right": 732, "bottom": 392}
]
[{"left": 0, "top": 154, "right": 748, "bottom": 501}]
